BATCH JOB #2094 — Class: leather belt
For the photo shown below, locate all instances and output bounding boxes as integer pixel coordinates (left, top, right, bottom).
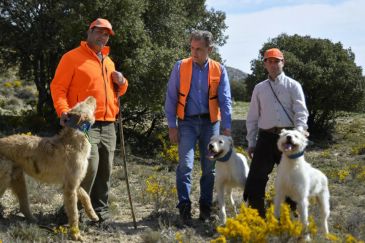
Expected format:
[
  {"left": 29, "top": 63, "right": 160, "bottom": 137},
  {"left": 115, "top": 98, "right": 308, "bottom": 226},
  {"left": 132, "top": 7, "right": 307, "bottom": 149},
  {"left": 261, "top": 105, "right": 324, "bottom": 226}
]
[
  {"left": 94, "top": 121, "right": 114, "bottom": 126},
  {"left": 259, "top": 127, "right": 293, "bottom": 135},
  {"left": 187, "top": 113, "right": 210, "bottom": 119}
]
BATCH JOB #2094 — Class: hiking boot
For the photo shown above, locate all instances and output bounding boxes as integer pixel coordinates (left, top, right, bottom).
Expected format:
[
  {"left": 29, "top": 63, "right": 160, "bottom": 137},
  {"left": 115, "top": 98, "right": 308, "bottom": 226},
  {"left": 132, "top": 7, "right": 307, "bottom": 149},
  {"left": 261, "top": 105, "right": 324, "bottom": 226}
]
[
  {"left": 55, "top": 207, "right": 84, "bottom": 225},
  {"left": 178, "top": 203, "right": 192, "bottom": 226},
  {"left": 199, "top": 204, "right": 212, "bottom": 221}
]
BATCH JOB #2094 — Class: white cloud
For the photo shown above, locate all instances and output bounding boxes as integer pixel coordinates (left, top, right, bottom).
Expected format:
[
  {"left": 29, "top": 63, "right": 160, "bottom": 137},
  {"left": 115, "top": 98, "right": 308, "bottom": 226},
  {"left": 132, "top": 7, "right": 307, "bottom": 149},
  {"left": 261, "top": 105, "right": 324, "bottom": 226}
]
[{"left": 208, "top": 0, "right": 365, "bottom": 74}]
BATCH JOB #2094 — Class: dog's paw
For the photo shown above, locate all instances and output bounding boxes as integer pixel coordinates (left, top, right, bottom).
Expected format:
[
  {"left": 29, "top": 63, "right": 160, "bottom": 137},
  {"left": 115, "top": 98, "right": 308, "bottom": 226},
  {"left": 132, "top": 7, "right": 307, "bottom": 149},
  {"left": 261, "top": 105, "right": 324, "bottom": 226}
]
[
  {"left": 71, "top": 233, "right": 84, "bottom": 242},
  {"left": 71, "top": 227, "right": 83, "bottom": 241},
  {"left": 91, "top": 214, "right": 99, "bottom": 222}
]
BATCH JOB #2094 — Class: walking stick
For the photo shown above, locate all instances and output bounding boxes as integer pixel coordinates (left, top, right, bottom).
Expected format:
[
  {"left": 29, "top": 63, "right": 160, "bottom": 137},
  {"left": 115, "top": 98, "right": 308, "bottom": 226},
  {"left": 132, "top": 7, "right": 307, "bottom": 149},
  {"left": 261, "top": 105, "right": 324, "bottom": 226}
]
[{"left": 118, "top": 98, "right": 137, "bottom": 229}]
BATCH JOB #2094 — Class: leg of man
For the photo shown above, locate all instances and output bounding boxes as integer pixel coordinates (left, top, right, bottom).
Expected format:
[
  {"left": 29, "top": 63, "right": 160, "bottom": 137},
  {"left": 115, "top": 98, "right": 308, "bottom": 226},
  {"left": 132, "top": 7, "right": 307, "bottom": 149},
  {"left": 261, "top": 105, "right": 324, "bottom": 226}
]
[
  {"left": 243, "top": 131, "right": 281, "bottom": 217},
  {"left": 198, "top": 119, "right": 220, "bottom": 220},
  {"left": 90, "top": 122, "right": 116, "bottom": 221},
  {"left": 176, "top": 118, "right": 198, "bottom": 221},
  {"left": 81, "top": 123, "right": 101, "bottom": 200}
]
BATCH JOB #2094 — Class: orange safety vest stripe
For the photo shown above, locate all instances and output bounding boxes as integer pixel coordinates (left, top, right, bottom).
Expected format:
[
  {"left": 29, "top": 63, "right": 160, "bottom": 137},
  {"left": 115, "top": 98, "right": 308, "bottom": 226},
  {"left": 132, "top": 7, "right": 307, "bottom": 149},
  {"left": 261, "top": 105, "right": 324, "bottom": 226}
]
[{"left": 177, "top": 57, "right": 222, "bottom": 122}]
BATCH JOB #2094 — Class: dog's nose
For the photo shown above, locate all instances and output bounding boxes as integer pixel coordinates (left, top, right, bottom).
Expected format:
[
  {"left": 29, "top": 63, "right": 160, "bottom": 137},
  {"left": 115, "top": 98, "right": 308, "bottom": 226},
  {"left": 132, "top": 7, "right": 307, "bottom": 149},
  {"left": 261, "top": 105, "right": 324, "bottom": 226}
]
[
  {"left": 208, "top": 144, "right": 214, "bottom": 150},
  {"left": 286, "top": 135, "right": 292, "bottom": 141}
]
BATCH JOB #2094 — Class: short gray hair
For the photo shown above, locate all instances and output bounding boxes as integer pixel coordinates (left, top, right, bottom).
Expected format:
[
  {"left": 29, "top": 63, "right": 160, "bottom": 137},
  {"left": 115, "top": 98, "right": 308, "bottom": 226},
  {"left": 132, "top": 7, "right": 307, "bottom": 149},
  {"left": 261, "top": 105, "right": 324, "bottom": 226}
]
[{"left": 189, "top": 30, "right": 214, "bottom": 48}]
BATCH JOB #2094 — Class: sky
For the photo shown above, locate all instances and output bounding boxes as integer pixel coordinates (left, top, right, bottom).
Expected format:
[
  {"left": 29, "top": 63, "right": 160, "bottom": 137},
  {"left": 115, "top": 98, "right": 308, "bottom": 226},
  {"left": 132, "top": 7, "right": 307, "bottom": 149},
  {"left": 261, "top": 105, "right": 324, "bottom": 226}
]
[{"left": 205, "top": 0, "right": 365, "bottom": 74}]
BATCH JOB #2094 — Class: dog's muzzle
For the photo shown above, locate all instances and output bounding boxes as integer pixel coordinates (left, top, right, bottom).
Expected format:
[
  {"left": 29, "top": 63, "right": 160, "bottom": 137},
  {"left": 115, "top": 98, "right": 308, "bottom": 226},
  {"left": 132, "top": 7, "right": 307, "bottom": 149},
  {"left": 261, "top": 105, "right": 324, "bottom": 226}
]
[
  {"left": 283, "top": 136, "right": 296, "bottom": 150},
  {"left": 207, "top": 143, "right": 223, "bottom": 159}
]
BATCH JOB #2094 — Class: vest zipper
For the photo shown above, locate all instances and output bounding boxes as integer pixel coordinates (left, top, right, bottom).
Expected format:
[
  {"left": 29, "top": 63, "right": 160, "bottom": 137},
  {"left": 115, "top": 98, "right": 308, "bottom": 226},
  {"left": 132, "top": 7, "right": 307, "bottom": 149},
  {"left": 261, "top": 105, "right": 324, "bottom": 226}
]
[{"left": 101, "top": 58, "right": 108, "bottom": 120}]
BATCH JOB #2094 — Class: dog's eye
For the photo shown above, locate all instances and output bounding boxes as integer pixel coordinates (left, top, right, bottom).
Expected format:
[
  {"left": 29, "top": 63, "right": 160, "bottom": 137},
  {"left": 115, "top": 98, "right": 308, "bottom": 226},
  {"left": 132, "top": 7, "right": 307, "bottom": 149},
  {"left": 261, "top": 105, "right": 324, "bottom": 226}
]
[{"left": 219, "top": 140, "right": 223, "bottom": 144}]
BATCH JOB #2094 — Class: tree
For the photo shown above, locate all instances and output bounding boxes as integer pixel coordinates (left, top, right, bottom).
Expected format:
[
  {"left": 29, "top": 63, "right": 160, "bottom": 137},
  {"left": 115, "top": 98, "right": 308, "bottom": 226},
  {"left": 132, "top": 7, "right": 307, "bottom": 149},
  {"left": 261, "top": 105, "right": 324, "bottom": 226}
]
[
  {"left": 0, "top": 0, "right": 227, "bottom": 135},
  {"left": 245, "top": 34, "right": 365, "bottom": 136}
]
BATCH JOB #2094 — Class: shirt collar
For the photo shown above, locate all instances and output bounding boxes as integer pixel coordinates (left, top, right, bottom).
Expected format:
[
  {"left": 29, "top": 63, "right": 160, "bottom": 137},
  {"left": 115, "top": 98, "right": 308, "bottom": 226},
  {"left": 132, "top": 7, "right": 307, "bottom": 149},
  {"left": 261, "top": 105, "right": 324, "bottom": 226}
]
[
  {"left": 269, "top": 72, "right": 285, "bottom": 84},
  {"left": 193, "top": 58, "right": 209, "bottom": 70},
  {"left": 81, "top": 41, "right": 110, "bottom": 57}
]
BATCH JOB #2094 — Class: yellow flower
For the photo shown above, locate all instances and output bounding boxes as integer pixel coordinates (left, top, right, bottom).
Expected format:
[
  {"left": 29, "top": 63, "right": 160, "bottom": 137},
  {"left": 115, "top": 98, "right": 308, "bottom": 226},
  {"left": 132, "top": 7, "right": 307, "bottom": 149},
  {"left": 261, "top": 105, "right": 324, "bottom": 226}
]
[
  {"left": 326, "top": 233, "right": 340, "bottom": 242},
  {"left": 308, "top": 216, "right": 317, "bottom": 237},
  {"left": 175, "top": 232, "right": 183, "bottom": 243},
  {"left": 345, "top": 234, "right": 364, "bottom": 243},
  {"left": 70, "top": 226, "right": 80, "bottom": 235}
]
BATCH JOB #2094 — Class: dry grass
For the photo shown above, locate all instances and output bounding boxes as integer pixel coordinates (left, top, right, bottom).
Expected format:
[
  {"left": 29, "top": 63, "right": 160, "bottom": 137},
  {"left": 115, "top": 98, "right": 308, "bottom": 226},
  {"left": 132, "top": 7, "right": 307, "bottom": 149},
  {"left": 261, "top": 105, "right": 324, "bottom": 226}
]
[{"left": 0, "top": 101, "right": 365, "bottom": 242}]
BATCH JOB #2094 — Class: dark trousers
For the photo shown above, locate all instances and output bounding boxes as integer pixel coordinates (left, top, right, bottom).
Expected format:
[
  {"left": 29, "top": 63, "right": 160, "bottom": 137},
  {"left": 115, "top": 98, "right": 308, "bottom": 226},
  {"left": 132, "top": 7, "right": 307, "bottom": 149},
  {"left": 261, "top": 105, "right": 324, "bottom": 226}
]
[
  {"left": 80, "top": 121, "right": 116, "bottom": 220},
  {"left": 243, "top": 130, "right": 296, "bottom": 217}
]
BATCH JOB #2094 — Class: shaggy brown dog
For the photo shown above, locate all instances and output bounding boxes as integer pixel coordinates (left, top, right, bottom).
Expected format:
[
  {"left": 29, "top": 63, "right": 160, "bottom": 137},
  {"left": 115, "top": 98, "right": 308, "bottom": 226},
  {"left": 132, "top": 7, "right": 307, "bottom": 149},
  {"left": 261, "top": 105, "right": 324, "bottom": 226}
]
[{"left": 0, "top": 96, "right": 99, "bottom": 241}]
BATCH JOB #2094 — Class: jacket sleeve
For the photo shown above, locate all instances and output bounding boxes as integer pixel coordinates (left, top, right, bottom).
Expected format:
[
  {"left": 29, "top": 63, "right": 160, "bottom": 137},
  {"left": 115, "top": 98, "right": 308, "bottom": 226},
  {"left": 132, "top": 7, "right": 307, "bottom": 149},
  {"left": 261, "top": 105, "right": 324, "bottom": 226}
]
[
  {"left": 50, "top": 54, "right": 74, "bottom": 117},
  {"left": 117, "top": 78, "right": 128, "bottom": 96},
  {"left": 218, "top": 65, "right": 232, "bottom": 130}
]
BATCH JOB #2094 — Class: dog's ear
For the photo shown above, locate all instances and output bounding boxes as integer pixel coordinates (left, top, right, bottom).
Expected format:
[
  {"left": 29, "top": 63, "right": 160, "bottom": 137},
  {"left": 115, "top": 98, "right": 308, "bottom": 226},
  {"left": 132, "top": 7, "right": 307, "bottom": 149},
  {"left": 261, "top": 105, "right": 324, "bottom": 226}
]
[
  {"left": 65, "top": 113, "right": 82, "bottom": 127},
  {"left": 280, "top": 129, "right": 287, "bottom": 136},
  {"left": 84, "top": 96, "right": 96, "bottom": 107}
]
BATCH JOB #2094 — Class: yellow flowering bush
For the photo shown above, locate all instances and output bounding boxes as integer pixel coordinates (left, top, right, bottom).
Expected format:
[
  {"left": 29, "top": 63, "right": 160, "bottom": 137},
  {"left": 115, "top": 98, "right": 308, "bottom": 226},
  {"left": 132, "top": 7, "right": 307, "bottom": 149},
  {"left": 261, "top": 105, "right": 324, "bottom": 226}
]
[
  {"left": 356, "top": 166, "right": 365, "bottom": 181},
  {"left": 326, "top": 233, "right": 341, "bottom": 242},
  {"left": 320, "top": 149, "right": 332, "bottom": 159},
  {"left": 345, "top": 234, "right": 365, "bottom": 243},
  {"left": 351, "top": 143, "right": 365, "bottom": 155},
  {"left": 337, "top": 168, "right": 350, "bottom": 182},
  {"left": 3, "top": 80, "right": 22, "bottom": 88},
  {"left": 157, "top": 133, "right": 179, "bottom": 167},
  {"left": 213, "top": 204, "right": 303, "bottom": 242},
  {"left": 145, "top": 174, "right": 177, "bottom": 212},
  {"left": 20, "top": 131, "right": 32, "bottom": 136}
]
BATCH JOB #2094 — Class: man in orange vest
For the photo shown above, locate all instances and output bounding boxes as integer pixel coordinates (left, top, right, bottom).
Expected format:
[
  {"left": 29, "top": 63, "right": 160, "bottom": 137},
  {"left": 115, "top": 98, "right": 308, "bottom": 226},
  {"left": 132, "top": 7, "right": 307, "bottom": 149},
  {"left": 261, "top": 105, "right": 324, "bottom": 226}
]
[
  {"left": 51, "top": 18, "right": 128, "bottom": 223},
  {"left": 165, "top": 30, "right": 232, "bottom": 225}
]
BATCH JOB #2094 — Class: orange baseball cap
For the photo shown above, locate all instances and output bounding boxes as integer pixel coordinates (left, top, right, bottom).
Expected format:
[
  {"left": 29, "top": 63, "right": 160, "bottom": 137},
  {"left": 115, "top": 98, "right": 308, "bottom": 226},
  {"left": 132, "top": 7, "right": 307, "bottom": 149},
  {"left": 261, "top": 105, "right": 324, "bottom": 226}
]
[
  {"left": 89, "top": 18, "right": 115, "bottom": 36},
  {"left": 264, "top": 48, "right": 284, "bottom": 60}
]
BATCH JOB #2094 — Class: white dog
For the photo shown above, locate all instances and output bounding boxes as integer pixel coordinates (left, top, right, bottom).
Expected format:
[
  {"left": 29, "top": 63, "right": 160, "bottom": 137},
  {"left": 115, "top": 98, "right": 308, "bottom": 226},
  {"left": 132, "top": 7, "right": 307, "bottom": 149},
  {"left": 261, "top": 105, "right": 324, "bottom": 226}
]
[
  {"left": 208, "top": 135, "right": 249, "bottom": 224},
  {"left": 275, "top": 129, "right": 330, "bottom": 237}
]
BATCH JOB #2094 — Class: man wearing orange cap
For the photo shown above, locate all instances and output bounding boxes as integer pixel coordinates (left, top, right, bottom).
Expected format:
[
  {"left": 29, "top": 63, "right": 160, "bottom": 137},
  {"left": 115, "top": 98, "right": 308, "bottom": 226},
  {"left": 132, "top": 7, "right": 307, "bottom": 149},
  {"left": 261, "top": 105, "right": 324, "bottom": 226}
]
[
  {"left": 51, "top": 18, "right": 128, "bottom": 222},
  {"left": 243, "top": 48, "right": 309, "bottom": 217}
]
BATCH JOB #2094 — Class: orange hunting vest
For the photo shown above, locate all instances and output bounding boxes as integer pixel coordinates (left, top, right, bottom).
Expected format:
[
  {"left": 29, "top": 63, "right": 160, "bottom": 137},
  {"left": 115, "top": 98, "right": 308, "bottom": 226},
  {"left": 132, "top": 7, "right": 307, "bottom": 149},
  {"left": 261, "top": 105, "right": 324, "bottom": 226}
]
[{"left": 177, "top": 57, "right": 222, "bottom": 122}]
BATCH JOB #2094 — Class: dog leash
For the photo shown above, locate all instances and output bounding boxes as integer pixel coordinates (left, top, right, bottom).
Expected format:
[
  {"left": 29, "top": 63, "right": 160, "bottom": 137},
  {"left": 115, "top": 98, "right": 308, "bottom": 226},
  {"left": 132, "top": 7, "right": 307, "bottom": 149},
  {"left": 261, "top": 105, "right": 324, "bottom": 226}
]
[{"left": 268, "top": 80, "right": 294, "bottom": 126}]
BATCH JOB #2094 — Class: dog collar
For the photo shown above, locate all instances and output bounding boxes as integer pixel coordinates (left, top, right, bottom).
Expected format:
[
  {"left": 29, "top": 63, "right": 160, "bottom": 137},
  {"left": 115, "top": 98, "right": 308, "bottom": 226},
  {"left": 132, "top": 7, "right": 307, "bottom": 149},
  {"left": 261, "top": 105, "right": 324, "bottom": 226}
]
[
  {"left": 66, "top": 120, "right": 92, "bottom": 133},
  {"left": 216, "top": 148, "right": 233, "bottom": 162},
  {"left": 287, "top": 150, "right": 304, "bottom": 159}
]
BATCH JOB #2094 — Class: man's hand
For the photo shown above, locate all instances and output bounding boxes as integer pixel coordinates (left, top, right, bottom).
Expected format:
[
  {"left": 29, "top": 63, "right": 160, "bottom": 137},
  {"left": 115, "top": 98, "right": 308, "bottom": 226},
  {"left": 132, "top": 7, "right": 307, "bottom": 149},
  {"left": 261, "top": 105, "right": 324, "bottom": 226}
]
[
  {"left": 168, "top": 127, "right": 179, "bottom": 144},
  {"left": 222, "top": 128, "right": 231, "bottom": 136},
  {"left": 296, "top": 127, "right": 310, "bottom": 137},
  {"left": 111, "top": 71, "right": 126, "bottom": 86},
  {"left": 60, "top": 112, "right": 68, "bottom": 127},
  {"left": 247, "top": 146, "right": 255, "bottom": 160}
]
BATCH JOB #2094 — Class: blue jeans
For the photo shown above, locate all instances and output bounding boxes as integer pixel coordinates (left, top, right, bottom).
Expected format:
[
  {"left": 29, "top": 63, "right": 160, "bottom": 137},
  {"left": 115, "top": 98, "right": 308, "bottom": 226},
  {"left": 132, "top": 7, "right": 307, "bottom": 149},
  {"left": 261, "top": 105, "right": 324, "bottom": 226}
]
[{"left": 176, "top": 116, "right": 220, "bottom": 208}]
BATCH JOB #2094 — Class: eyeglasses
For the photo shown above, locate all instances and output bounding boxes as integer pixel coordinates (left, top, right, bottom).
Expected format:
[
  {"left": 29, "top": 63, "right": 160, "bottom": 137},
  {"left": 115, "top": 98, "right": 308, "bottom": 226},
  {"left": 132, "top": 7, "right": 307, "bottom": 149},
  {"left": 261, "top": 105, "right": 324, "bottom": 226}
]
[{"left": 264, "top": 59, "right": 282, "bottom": 64}]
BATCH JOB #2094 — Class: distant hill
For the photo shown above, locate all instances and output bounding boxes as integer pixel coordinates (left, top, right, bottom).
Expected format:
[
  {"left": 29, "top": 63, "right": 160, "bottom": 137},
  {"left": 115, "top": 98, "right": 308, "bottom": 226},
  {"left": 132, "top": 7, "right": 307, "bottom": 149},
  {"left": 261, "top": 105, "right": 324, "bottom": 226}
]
[
  {"left": 226, "top": 66, "right": 248, "bottom": 101},
  {"left": 226, "top": 66, "right": 248, "bottom": 81}
]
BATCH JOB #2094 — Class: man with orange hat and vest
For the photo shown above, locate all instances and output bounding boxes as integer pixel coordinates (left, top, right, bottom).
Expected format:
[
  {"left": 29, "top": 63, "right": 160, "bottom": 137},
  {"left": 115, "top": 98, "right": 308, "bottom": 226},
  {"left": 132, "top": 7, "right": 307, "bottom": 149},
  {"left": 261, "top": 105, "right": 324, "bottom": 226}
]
[
  {"left": 51, "top": 18, "right": 128, "bottom": 222},
  {"left": 165, "top": 30, "right": 232, "bottom": 225},
  {"left": 244, "top": 48, "right": 309, "bottom": 217}
]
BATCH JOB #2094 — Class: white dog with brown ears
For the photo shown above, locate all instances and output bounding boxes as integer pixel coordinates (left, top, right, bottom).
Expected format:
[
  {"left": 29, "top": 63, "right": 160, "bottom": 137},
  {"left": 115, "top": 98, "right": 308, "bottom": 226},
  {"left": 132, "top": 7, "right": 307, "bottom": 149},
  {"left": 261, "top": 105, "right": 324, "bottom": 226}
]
[
  {"left": 208, "top": 135, "right": 249, "bottom": 224},
  {"left": 0, "top": 96, "right": 99, "bottom": 241},
  {"left": 275, "top": 129, "right": 330, "bottom": 239}
]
